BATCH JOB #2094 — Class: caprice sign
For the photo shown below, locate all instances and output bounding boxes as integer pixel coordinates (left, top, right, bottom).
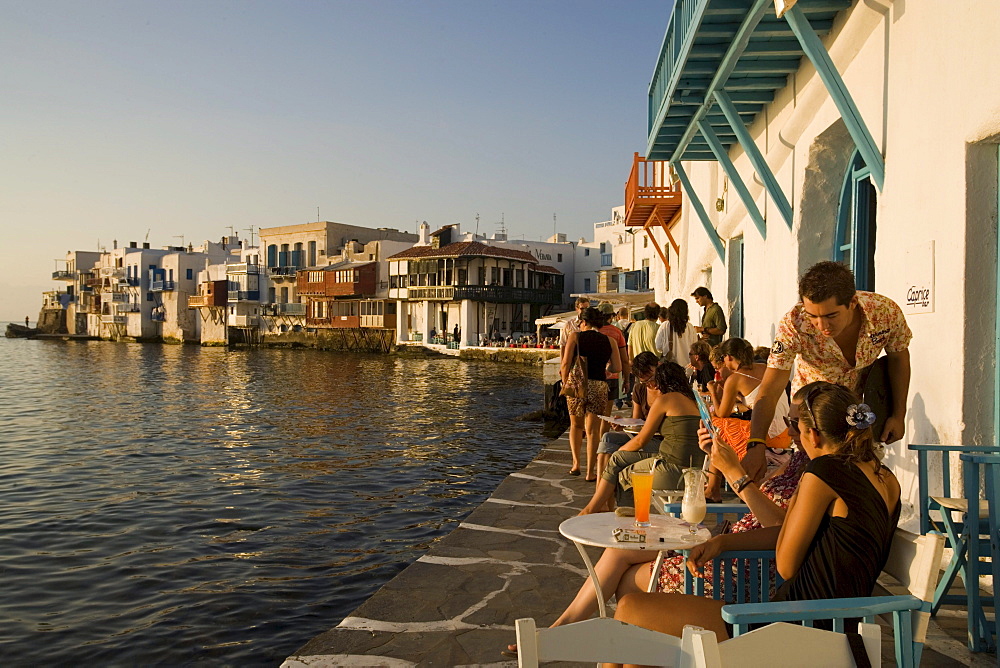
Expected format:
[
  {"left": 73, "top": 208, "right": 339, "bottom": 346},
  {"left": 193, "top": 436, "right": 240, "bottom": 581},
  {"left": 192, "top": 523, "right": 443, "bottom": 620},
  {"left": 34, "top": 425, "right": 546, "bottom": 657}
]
[{"left": 902, "top": 241, "right": 935, "bottom": 315}]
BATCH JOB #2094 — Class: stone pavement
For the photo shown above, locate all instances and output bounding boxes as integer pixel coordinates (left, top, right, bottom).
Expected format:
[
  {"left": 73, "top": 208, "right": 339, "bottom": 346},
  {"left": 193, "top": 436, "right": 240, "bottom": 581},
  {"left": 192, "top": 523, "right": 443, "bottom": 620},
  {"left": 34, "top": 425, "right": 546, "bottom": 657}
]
[{"left": 282, "top": 433, "right": 994, "bottom": 667}]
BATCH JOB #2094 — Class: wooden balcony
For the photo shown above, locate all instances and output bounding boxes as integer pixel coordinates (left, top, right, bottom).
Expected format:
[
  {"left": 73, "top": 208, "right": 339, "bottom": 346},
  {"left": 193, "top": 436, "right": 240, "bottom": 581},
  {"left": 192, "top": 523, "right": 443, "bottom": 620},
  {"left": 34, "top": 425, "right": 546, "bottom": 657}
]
[{"left": 624, "top": 153, "right": 683, "bottom": 228}]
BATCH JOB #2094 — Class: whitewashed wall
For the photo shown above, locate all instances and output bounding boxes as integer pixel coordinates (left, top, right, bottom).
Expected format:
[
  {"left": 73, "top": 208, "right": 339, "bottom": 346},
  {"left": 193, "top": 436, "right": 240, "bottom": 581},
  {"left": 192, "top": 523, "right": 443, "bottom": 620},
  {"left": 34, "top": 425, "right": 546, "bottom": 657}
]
[{"left": 655, "top": 0, "right": 1000, "bottom": 527}]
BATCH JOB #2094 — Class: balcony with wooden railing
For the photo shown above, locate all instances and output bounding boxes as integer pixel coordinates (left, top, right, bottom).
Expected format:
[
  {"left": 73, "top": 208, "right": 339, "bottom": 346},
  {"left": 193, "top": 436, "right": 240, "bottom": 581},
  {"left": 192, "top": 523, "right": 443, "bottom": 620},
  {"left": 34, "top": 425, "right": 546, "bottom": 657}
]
[{"left": 624, "top": 153, "right": 682, "bottom": 228}]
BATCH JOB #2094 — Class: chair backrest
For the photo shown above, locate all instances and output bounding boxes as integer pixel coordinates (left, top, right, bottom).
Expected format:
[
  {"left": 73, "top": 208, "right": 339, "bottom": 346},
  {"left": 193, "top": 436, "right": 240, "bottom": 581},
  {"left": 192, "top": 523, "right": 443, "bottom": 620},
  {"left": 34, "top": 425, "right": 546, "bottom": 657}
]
[
  {"left": 515, "top": 616, "right": 685, "bottom": 668},
  {"left": 682, "top": 550, "right": 780, "bottom": 604},
  {"left": 882, "top": 529, "right": 945, "bottom": 645},
  {"left": 687, "top": 622, "right": 882, "bottom": 667}
]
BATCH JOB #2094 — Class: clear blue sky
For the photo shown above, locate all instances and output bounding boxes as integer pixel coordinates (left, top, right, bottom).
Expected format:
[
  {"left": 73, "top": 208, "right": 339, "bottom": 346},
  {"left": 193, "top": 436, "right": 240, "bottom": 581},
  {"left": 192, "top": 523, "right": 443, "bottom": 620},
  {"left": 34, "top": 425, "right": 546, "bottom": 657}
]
[{"left": 0, "top": 0, "right": 671, "bottom": 321}]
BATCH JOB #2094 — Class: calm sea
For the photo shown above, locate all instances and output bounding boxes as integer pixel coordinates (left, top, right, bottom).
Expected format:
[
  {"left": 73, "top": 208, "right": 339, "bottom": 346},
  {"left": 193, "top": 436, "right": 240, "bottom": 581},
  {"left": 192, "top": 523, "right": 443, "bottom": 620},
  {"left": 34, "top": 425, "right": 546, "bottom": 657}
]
[{"left": 0, "top": 333, "right": 546, "bottom": 665}]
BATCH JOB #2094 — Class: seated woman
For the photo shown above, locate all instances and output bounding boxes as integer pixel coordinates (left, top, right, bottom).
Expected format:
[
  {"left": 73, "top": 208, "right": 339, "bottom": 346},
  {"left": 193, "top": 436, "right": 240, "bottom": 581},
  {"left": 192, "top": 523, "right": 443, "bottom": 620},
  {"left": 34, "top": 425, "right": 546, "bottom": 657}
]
[
  {"left": 705, "top": 338, "right": 791, "bottom": 500},
  {"left": 686, "top": 340, "right": 715, "bottom": 391},
  {"left": 595, "top": 351, "right": 661, "bottom": 477},
  {"left": 503, "top": 393, "right": 810, "bottom": 656},
  {"left": 613, "top": 381, "right": 900, "bottom": 643},
  {"left": 579, "top": 362, "right": 702, "bottom": 515}
]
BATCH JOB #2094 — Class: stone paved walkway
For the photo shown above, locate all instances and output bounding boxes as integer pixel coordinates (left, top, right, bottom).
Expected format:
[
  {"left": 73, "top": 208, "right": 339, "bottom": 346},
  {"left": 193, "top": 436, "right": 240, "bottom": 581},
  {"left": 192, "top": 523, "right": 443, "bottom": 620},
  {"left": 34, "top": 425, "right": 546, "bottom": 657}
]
[{"left": 283, "top": 434, "right": 994, "bottom": 667}]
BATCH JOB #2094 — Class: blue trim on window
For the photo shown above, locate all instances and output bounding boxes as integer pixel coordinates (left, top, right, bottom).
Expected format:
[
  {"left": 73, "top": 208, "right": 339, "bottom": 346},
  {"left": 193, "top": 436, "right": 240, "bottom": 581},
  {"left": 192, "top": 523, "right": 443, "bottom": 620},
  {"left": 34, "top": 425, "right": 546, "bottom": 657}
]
[{"left": 835, "top": 150, "right": 876, "bottom": 290}]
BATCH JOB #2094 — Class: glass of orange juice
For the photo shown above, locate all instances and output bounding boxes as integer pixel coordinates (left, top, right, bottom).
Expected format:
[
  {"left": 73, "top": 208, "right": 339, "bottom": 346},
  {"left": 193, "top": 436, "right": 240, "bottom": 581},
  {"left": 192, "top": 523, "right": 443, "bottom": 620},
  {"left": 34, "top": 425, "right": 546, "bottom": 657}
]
[{"left": 632, "top": 467, "right": 655, "bottom": 527}]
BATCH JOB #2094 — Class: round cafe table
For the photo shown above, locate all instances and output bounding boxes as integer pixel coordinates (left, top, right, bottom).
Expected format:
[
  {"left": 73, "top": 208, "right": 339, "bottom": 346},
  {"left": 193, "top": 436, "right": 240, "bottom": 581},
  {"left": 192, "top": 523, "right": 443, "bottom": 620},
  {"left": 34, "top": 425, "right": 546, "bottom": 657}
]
[{"left": 559, "top": 513, "right": 710, "bottom": 618}]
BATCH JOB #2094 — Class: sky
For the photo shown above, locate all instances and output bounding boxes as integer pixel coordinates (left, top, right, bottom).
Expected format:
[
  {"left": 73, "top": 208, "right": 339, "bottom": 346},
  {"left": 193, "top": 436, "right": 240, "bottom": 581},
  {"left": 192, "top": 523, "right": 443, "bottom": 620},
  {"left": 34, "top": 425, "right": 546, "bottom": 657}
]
[{"left": 0, "top": 0, "right": 671, "bottom": 322}]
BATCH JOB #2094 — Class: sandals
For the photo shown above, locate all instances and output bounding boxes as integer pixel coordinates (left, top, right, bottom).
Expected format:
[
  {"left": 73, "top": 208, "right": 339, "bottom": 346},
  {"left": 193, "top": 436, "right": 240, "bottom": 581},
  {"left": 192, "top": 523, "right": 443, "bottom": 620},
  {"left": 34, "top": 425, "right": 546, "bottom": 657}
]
[
  {"left": 501, "top": 644, "right": 518, "bottom": 658},
  {"left": 568, "top": 468, "right": 581, "bottom": 476}
]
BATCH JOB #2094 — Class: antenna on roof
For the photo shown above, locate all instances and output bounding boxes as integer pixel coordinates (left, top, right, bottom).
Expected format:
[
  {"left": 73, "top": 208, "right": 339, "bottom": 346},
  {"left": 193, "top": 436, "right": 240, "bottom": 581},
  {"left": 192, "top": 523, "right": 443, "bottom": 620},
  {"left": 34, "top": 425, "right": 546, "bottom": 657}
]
[
  {"left": 144, "top": 229, "right": 151, "bottom": 243},
  {"left": 244, "top": 226, "right": 257, "bottom": 246},
  {"left": 553, "top": 213, "right": 557, "bottom": 238},
  {"left": 226, "top": 226, "right": 236, "bottom": 237},
  {"left": 475, "top": 212, "right": 480, "bottom": 236},
  {"left": 317, "top": 206, "right": 320, "bottom": 222},
  {"left": 174, "top": 235, "right": 185, "bottom": 247}
]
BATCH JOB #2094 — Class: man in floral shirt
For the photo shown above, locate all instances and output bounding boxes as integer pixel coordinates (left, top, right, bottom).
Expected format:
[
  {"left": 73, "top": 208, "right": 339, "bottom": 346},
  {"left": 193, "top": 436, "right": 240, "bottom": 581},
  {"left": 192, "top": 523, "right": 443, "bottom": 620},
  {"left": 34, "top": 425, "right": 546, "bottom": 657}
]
[{"left": 743, "top": 261, "right": 912, "bottom": 481}]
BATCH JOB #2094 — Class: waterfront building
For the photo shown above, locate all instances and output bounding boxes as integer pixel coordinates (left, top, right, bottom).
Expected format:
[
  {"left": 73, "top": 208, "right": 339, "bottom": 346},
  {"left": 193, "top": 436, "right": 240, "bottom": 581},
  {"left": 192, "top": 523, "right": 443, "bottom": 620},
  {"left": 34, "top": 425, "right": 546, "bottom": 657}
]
[
  {"left": 258, "top": 221, "right": 418, "bottom": 336},
  {"left": 388, "top": 222, "right": 563, "bottom": 346},
  {"left": 188, "top": 260, "right": 231, "bottom": 346},
  {"left": 49, "top": 250, "right": 101, "bottom": 334},
  {"left": 636, "top": 0, "right": 1000, "bottom": 525},
  {"left": 157, "top": 241, "right": 238, "bottom": 343}
]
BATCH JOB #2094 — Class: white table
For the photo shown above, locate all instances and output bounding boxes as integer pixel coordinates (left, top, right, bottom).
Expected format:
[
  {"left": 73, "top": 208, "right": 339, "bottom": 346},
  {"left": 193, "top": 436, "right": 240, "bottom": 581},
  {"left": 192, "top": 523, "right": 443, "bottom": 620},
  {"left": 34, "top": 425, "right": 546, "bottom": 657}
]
[{"left": 559, "top": 513, "right": 710, "bottom": 617}]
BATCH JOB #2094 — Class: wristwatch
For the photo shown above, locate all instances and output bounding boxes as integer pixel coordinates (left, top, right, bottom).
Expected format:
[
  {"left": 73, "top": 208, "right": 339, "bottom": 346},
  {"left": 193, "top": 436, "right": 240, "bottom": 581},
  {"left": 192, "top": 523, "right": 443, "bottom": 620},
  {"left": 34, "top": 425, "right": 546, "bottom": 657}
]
[{"left": 731, "top": 474, "right": 749, "bottom": 494}]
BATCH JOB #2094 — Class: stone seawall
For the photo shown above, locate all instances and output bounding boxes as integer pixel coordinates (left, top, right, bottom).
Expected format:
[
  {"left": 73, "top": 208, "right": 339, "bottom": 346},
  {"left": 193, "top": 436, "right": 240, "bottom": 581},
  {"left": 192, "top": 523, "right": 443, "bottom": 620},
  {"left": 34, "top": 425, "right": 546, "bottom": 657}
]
[{"left": 281, "top": 432, "right": 592, "bottom": 667}]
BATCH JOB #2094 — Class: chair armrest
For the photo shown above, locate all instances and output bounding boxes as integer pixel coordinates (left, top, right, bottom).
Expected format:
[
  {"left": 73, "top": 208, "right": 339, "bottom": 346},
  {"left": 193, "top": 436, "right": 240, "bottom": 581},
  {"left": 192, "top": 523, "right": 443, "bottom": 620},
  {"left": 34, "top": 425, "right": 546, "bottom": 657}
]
[
  {"left": 721, "top": 594, "right": 923, "bottom": 625},
  {"left": 661, "top": 502, "right": 750, "bottom": 515},
  {"left": 907, "top": 444, "right": 1000, "bottom": 453}
]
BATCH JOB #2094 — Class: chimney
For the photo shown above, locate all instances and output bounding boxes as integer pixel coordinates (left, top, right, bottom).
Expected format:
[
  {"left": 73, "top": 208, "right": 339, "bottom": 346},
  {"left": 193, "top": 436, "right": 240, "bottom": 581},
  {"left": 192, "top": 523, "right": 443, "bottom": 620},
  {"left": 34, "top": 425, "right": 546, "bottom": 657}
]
[
  {"left": 113, "top": 239, "right": 118, "bottom": 249},
  {"left": 129, "top": 241, "right": 137, "bottom": 248},
  {"left": 417, "top": 221, "right": 430, "bottom": 246},
  {"left": 142, "top": 242, "right": 150, "bottom": 249}
]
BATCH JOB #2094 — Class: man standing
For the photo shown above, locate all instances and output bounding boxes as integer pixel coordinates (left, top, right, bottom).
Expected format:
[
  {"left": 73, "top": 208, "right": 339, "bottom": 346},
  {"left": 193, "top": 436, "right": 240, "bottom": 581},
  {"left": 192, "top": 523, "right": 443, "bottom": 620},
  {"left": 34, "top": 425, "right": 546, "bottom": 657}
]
[
  {"left": 559, "top": 296, "right": 591, "bottom": 347},
  {"left": 692, "top": 287, "right": 726, "bottom": 346},
  {"left": 744, "top": 261, "right": 912, "bottom": 481},
  {"left": 627, "top": 302, "right": 660, "bottom": 360},
  {"left": 653, "top": 306, "right": 673, "bottom": 361}
]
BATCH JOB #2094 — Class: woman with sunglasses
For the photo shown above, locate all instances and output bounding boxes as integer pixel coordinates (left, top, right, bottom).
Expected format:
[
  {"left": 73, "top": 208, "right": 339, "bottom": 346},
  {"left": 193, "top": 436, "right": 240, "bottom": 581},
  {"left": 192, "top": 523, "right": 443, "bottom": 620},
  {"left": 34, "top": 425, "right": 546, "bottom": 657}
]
[
  {"left": 578, "top": 362, "right": 702, "bottom": 516},
  {"left": 611, "top": 381, "right": 900, "bottom": 641}
]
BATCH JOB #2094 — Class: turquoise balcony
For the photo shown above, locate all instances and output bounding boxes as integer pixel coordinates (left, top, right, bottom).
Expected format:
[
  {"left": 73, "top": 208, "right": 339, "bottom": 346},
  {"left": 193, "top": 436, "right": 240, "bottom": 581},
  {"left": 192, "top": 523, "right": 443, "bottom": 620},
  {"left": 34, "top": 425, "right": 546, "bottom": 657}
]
[{"left": 647, "top": 0, "right": 849, "bottom": 161}]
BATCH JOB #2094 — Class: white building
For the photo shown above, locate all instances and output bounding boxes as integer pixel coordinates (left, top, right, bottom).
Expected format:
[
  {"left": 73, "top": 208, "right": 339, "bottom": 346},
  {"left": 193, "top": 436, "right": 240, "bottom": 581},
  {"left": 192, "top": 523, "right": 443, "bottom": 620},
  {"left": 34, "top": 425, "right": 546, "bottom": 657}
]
[{"left": 638, "top": 0, "right": 1000, "bottom": 527}]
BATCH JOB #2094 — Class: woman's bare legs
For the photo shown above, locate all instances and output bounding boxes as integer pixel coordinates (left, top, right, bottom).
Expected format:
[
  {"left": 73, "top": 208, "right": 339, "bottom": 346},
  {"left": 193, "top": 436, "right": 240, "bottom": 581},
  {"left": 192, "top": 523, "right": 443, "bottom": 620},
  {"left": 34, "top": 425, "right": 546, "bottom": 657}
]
[
  {"left": 568, "top": 413, "right": 584, "bottom": 474},
  {"left": 579, "top": 477, "right": 617, "bottom": 515},
  {"left": 614, "top": 591, "right": 729, "bottom": 641},
  {"left": 506, "top": 549, "right": 655, "bottom": 653},
  {"left": 550, "top": 549, "right": 656, "bottom": 626},
  {"left": 584, "top": 412, "right": 603, "bottom": 480}
]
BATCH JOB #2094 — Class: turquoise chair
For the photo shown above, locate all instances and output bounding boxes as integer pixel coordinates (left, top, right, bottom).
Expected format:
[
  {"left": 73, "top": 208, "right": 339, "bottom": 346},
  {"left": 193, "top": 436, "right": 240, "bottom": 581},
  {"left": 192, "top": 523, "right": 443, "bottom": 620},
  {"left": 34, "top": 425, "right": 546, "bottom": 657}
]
[
  {"left": 720, "top": 530, "right": 944, "bottom": 668},
  {"left": 958, "top": 453, "right": 1000, "bottom": 652}
]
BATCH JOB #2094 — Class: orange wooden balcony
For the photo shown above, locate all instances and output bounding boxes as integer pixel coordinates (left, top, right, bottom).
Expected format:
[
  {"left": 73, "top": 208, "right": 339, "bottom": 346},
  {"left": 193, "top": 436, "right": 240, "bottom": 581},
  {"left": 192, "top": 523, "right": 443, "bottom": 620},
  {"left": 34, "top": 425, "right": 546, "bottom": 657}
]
[{"left": 623, "top": 153, "right": 682, "bottom": 228}]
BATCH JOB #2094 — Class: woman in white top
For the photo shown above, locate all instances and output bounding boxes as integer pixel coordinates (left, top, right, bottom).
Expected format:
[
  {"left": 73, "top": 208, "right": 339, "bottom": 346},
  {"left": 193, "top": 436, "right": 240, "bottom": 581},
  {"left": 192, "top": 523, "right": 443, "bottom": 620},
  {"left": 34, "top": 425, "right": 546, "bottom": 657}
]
[
  {"left": 704, "top": 337, "right": 790, "bottom": 501},
  {"left": 654, "top": 299, "right": 698, "bottom": 363}
]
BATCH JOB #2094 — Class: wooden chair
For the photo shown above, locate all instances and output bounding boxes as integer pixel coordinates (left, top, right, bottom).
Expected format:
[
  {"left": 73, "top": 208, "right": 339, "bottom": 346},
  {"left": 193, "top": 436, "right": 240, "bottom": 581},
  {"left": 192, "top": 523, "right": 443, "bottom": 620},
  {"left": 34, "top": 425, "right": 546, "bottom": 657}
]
[
  {"left": 720, "top": 529, "right": 944, "bottom": 668},
  {"left": 958, "top": 452, "right": 1000, "bottom": 652},
  {"left": 909, "top": 443, "right": 997, "bottom": 651},
  {"left": 650, "top": 502, "right": 750, "bottom": 593},
  {"left": 514, "top": 618, "right": 880, "bottom": 667}
]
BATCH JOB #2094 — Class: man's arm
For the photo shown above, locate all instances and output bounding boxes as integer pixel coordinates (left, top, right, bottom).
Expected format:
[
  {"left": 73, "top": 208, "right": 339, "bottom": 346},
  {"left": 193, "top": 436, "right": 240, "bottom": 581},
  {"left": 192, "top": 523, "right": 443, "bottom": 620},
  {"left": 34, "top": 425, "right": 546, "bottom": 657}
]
[
  {"left": 749, "top": 366, "right": 792, "bottom": 441},
  {"left": 881, "top": 349, "right": 910, "bottom": 443}
]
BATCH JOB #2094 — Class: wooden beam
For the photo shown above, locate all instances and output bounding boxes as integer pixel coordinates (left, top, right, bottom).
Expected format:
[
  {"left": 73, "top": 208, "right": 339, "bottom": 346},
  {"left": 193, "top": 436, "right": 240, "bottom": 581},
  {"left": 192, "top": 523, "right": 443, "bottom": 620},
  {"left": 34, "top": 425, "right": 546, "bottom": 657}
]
[
  {"left": 784, "top": 4, "right": 884, "bottom": 189},
  {"left": 715, "top": 89, "right": 794, "bottom": 229},
  {"left": 662, "top": 209, "right": 682, "bottom": 255},
  {"left": 643, "top": 210, "right": 671, "bottom": 276},
  {"left": 697, "top": 119, "right": 767, "bottom": 240},
  {"left": 673, "top": 161, "right": 725, "bottom": 262}
]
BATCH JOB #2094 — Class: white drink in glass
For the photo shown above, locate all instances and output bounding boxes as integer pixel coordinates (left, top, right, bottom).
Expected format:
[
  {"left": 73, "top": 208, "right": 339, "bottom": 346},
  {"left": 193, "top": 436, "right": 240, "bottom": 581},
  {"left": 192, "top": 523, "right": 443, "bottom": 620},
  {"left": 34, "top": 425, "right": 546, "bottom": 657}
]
[{"left": 682, "top": 496, "right": 707, "bottom": 525}]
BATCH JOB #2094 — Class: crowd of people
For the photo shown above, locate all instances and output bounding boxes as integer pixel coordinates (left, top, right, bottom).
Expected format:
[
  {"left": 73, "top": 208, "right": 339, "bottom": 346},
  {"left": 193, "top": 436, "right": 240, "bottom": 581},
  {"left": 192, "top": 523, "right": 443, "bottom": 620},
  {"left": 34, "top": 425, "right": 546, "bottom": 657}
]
[{"left": 506, "top": 260, "right": 913, "bottom": 658}]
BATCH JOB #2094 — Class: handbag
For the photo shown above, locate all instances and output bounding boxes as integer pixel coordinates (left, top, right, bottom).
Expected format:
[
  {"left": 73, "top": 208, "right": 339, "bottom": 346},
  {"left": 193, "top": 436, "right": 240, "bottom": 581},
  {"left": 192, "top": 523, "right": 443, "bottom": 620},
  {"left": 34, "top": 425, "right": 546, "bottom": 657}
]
[{"left": 560, "top": 344, "right": 587, "bottom": 399}]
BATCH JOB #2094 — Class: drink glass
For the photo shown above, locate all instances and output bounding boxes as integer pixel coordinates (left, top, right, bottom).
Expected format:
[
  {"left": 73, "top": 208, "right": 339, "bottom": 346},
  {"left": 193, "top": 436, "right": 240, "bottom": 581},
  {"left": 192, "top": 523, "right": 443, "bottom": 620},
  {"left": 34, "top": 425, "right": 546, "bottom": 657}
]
[
  {"left": 681, "top": 468, "right": 707, "bottom": 541},
  {"left": 632, "top": 468, "right": 655, "bottom": 528}
]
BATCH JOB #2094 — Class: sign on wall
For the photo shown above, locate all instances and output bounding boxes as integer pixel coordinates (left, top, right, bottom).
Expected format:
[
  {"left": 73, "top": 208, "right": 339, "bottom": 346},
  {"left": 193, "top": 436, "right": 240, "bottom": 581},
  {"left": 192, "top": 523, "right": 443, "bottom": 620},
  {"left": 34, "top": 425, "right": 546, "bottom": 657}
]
[{"left": 902, "top": 241, "right": 935, "bottom": 315}]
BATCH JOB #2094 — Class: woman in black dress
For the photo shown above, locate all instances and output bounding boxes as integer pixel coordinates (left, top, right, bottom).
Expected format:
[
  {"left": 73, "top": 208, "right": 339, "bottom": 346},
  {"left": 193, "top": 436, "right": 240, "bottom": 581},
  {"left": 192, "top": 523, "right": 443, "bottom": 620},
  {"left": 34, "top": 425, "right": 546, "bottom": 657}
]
[
  {"left": 612, "top": 381, "right": 900, "bottom": 640},
  {"left": 561, "top": 307, "right": 622, "bottom": 480}
]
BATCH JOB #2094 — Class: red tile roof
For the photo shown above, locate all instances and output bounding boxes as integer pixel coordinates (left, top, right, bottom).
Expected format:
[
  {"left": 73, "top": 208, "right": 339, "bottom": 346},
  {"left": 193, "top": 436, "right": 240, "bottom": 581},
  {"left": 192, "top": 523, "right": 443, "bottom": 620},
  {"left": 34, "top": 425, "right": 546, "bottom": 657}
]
[
  {"left": 534, "top": 264, "right": 561, "bottom": 274},
  {"left": 388, "top": 241, "right": 541, "bottom": 265}
]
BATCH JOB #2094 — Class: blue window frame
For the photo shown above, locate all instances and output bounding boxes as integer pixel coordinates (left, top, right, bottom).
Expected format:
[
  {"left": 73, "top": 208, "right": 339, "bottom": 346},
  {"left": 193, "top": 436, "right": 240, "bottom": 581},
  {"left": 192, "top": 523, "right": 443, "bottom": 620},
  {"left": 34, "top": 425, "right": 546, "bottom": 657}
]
[{"left": 835, "top": 150, "right": 878, "bottom": 290}]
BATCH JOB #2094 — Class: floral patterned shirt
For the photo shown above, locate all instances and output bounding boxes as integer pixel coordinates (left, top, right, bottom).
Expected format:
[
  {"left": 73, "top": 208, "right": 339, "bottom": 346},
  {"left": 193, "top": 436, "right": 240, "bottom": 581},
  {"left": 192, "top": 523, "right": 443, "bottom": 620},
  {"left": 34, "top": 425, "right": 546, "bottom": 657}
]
[{"left": 767, "top": 291, "right": 912, "bottom": 394}]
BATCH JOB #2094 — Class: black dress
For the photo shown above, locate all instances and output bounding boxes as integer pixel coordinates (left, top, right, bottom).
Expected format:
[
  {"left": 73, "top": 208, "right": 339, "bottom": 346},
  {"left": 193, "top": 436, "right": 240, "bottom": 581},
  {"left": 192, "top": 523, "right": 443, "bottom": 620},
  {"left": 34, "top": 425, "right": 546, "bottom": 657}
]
[
  {"left": 577, "top": 330, "right": 612, "bottom": 381},
  {"left": 771, "top": 455, "right": 900, "bottom": 604}
]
